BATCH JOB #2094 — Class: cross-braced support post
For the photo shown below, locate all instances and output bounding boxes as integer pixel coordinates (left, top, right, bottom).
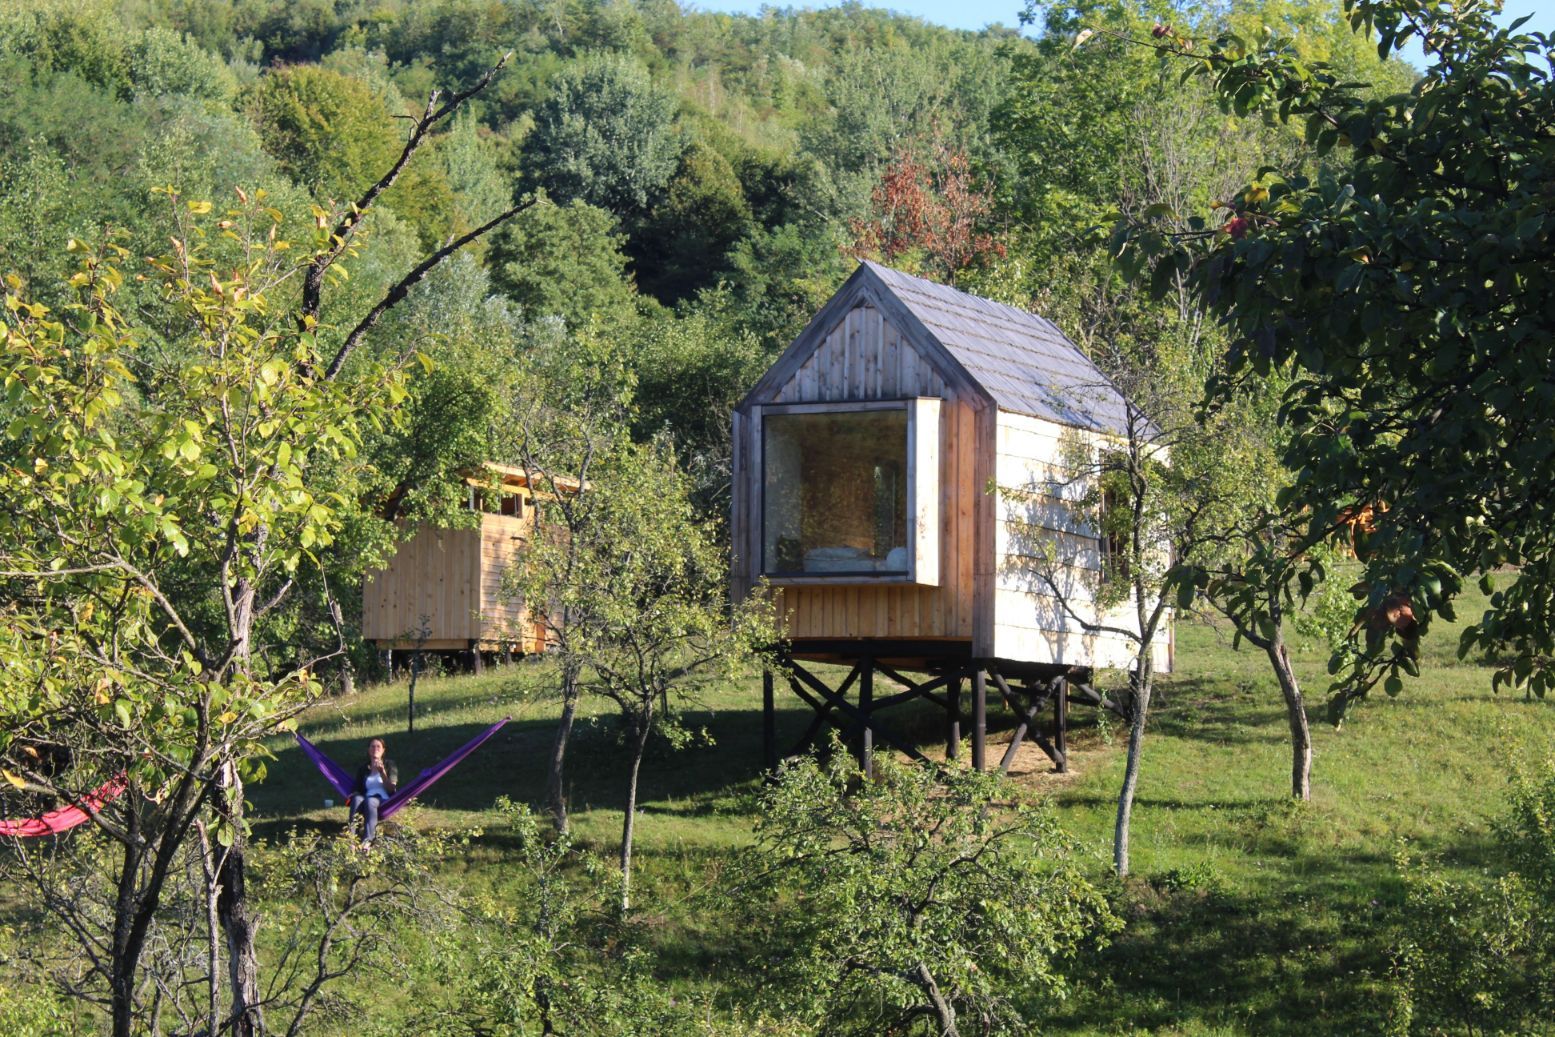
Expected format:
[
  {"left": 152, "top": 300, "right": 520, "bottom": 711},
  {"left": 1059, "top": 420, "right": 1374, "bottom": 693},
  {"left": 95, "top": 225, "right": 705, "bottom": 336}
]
[
  {"left": 762, "top": 649, "right": 972, "bottom": 773},
  {"left": 992, "top": 670, "right": 1068, "bottom": 774}
]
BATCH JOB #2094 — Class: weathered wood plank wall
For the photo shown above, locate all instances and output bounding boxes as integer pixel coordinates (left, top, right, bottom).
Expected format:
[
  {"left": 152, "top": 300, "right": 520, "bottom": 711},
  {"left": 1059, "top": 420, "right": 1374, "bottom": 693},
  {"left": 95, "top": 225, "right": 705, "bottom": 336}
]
[{"left": 732, "top": 303, "right": 991, "bottom": 644}]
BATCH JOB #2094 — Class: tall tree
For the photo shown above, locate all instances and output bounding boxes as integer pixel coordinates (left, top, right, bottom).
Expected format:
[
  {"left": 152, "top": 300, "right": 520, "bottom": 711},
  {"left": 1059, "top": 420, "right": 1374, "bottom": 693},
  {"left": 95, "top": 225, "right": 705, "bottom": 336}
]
[
  {"left": 511, "top": 439, "right": 773, "bottom": 910},
  {"left": 846, "top": 139, "right": 1006, "bottom": 283},
  {"left": 502, "top": 325, "right": 636, "bottom": 834},
  {"left": 522, "top": 51, "right": 682, "bottom": 218},
  {"left": 1, "top": 52, "right": 534, "bottom": 1034},
  {"left": 0, "top": 201, "right": 402, "bottom": 1037},
  {"left": 1005, "top": 331, "right": 1224, "bottom": 877},
  {"left": 1113, "top": 1, "right": 1555, "bottom": 714}
]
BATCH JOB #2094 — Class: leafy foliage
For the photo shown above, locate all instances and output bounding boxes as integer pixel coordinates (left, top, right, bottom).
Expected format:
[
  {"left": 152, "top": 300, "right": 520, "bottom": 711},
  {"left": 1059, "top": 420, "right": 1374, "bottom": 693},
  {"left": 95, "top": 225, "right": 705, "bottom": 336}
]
[
  {"left": 414, "top": 800, "right": 701, "bottom": 1037},
  {"left": 1112, "top": 1, "right": 1555, "bottom": 715},
  {"left": 522, "top": 52, "right": 681, "bottom": 218},
  {"left": 510, "top": 436, "right": 775, "bottom": 909},
  {"left": 1390, "top": 754, "right": 1555, "bottom": 1035},
  {"left": 738, "top": 750, "right": 1119, "bottom": 1036},
  {"left": 847, "top": 140, "right": 1005, "bottom": 282},
  {"left": 0, "top": 193, "right": 407, "bottom": 1032}
]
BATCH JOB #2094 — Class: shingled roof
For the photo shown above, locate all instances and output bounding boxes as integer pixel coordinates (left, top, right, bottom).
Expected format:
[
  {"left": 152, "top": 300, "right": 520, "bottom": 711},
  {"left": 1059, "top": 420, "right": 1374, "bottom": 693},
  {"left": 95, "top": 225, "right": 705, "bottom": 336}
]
[{"left": 860, "top": 261, "right": 1138, "bottom": 435}]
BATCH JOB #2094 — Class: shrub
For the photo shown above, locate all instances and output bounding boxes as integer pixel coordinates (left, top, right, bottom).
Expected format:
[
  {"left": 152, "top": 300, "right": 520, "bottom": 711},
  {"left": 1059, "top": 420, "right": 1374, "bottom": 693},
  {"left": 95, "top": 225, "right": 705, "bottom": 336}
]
[
  {"left": 735, "top": 747, "right": 1120, "bottom": 1036},
  {"left": 1389, "top": 756, "right": 1555, "bottom": 1035}
]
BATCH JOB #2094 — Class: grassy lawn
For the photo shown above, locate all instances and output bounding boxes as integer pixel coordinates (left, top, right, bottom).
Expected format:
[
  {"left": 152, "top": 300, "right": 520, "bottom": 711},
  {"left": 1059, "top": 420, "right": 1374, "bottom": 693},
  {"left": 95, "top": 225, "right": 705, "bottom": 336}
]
[{"left": 240, "top": 585, "right": 1555, "bottom": 1034}]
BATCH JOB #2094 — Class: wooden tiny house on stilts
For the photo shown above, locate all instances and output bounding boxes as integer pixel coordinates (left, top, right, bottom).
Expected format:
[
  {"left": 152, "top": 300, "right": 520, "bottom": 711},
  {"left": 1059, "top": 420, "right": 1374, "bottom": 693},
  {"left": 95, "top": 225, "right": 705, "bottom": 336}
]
[
  {"left": 732, "top": 262, "right": 1170, "bottom": 775},
  {"left": 362, "top": 463, "right": 570, "bottom": 672}
]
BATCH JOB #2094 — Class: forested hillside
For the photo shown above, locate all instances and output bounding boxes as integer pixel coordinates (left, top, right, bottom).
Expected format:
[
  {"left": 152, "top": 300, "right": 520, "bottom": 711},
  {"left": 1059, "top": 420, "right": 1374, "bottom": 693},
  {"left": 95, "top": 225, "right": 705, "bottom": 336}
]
[
  {"left": 0, "top": 0, "right": 1413, "bottom": 671},
  {"left": 14, "top": 1, "right": 1555, "bottom": 1035},
  {"left": 0, "top": 2, "right": 1411, "bottom": 656}
]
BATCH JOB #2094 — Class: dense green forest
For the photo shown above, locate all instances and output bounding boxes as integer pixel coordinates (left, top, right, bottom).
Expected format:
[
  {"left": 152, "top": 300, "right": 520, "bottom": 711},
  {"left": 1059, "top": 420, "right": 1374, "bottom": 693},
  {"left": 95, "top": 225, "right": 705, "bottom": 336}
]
[{"left": 4, "top": 0, "right": 1554, "bottom": 1034}]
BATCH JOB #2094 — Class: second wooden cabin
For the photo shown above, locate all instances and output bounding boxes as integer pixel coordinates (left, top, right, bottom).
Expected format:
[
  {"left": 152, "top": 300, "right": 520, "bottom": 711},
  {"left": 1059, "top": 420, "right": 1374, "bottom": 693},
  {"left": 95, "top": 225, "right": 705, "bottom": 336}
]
[
  {"left": 361, "top": 463, "right": 568, "bottom": 669},
  {"left": 731, "top": 261, "right": 1170, "bottom": 773}
]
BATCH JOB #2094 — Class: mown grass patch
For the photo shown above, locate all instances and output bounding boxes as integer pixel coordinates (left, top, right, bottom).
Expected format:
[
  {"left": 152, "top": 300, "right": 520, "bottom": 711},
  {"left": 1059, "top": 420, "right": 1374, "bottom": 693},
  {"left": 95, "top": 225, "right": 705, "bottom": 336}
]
[{"left": 155, "top": 585, "right": 1555, "bottom": 1032}]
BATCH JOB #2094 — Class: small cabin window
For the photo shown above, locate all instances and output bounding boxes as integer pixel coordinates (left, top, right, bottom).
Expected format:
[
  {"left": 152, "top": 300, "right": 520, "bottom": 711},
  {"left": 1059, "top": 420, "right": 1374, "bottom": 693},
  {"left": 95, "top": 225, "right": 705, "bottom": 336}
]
[
  {"left": 759, "top": 399, "right": 939, "bottom": 584},
  {"left": 1099, "top": 486, "right": 1129, "bottom": 580},
  {"left": 498, "top": 491, "right": 527, "bottom": 518},
  {"left": 466, "top": 485, "right": 529, "bottom": 516}
]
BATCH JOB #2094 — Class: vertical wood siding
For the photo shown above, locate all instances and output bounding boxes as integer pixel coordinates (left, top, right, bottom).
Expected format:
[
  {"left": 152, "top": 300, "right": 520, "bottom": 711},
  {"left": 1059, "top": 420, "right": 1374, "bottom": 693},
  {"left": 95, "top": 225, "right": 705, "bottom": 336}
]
[
  {"left": 362, "top": 510, "right": 549, "bottom": 651},
  {"left": 732, "top": 303, "right": 986, "bottom": 643}
]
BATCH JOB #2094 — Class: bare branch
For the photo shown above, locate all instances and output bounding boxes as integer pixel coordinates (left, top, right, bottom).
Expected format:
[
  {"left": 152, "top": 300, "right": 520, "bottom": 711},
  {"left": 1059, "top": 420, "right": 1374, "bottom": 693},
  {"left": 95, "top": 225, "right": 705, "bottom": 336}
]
[
  {"left": 323, "top": 198, "right": 536, "bottom": 381},
  {"left": 300, "top": 53, "right": 514, "bottom": 331}
]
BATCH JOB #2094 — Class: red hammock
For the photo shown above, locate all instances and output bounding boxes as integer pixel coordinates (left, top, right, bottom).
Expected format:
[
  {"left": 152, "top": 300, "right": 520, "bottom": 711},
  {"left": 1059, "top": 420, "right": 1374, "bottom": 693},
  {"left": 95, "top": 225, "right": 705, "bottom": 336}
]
[{"left": 0, "top": 775, "right": 126, "bottom": 838}]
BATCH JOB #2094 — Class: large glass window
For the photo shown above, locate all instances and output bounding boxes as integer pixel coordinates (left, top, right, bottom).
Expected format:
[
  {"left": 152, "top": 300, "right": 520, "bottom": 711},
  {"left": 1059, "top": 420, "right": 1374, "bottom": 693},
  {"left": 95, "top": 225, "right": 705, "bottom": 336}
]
[{"left": 763, "top": 409, "right": 910, "bottom": 576}]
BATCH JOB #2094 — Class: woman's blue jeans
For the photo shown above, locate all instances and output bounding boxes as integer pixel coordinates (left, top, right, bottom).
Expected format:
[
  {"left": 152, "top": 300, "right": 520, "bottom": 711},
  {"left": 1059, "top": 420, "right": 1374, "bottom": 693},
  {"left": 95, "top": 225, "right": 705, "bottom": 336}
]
[{"left": 348, "top": 793, "right": 386, "bottom": 841}]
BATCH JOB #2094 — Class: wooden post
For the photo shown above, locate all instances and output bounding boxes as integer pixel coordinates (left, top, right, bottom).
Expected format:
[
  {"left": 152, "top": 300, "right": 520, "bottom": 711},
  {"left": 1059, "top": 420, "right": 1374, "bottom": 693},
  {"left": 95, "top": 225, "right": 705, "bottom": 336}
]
[
  {"left": 1055, "top": 676, "right": 1068, "bottom": 773},
  {"left": 972, "top": 666, "right": 987, "bottom": 772},
  {"left": 470, "top": 646, "right": 484, "bottom": 675},
  {"left": 858, "top": 657, "right": 874, "bottom": 779},
  {"left": 762, "top": 669, "right": 776, "bottom": 772},
  {"left": 946, "top": 673, "right": 962, "bottom": 761}
]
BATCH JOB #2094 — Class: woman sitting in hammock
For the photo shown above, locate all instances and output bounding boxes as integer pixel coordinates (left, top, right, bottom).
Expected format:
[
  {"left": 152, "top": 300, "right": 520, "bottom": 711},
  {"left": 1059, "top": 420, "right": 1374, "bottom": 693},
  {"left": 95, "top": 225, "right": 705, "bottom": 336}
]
[
  {"left": 349, "top": 738, "right": 397, "bottom": 848},
  {"left": 297, "top": 719, "right": 509, "bottom": 846}
]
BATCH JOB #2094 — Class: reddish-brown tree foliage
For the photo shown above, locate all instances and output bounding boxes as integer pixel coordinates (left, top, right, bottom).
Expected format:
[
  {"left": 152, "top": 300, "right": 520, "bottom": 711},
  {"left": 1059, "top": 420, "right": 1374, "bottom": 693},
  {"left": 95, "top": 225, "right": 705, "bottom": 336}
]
[{"left": 847, "top": 142, "right": 1004, "bottom": 280}]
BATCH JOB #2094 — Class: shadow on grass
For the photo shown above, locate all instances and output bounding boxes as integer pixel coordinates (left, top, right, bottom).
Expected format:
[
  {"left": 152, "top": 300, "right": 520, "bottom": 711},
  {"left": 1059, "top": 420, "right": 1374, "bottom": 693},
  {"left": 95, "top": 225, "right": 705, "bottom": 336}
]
[
  {"left": 1047, "top": 829, "right": 1510, "bottom": 1037},
  {"left": 252, "top": 701, "right": 831, "bottom": 841},
  {"left": 253, "top": 675, "right": 1038, "bottom": 842}
]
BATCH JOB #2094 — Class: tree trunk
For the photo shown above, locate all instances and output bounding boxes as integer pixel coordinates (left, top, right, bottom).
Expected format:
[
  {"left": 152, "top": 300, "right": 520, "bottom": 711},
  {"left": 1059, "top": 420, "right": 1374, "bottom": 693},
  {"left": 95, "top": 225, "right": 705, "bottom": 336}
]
[
  {"left": 544, "top": 659, "right": 581, "bottom": 833},
  {"left": 1113, "top": 664, "right": 1153, "bottom": 878},
  {"left": 110, "top": 864, "right": 141, "bottom": 1037},
  {"left": 915, "top": 962, "right": 960, "bottom": 1037},
  {"left": 328, "top": 593, "right": 354, "bottom": 697},
  {"left": 1266, "top": 637, "right": 1312, "bottom": 801},
  {"left": 406, "top": 651, "right": 422, "bottom": 734},
  {"left": 216, "top": 764, "right": 264, "bottom": 1037},
  {"left": 196, "top": 821, "right": 221, "bottom": 1037},
  {"left": 619, "top": 714, "right": 653, "bottom": 914}
]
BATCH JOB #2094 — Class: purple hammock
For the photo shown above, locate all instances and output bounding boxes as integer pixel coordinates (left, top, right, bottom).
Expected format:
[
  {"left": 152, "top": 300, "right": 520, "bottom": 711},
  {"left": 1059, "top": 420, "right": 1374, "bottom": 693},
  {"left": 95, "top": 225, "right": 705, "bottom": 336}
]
[{"left": 295, "top": 718, "right": 510, "bottom": 821}]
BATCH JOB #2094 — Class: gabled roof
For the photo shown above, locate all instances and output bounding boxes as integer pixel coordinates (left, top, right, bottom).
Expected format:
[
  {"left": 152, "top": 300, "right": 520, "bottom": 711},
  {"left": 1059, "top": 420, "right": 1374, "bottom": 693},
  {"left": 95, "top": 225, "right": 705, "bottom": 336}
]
[{"left": 858, "top": 262, "right": 1136, "bottom": 435}]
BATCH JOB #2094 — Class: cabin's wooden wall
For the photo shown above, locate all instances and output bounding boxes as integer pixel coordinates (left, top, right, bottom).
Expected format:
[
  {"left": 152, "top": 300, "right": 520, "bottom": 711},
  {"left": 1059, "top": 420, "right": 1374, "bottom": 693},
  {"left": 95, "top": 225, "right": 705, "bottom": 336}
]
[
  {"left": 362, "top": 512, "right": 549, "bottom": 652},
  {"left": 732, "top": 303, "right": 992, "bottom": 644},
  {"left": 477, "top": 513, "right": 548, "bottom": 652},
  {"left": 990, "top": 411, "right": 1171, "bottom": 670},
  {"left": 362, "top": 524, "right": 482, "bottom": 649}
]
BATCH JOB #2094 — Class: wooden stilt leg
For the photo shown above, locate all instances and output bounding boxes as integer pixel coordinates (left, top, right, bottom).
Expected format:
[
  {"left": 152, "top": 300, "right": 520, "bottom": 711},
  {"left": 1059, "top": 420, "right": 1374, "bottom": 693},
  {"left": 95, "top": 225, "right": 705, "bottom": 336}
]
[
  {"left": 858, "top": 657, "right": 874, "bottom": 779},
  {"left": 947, "top": 674, "right": 962, "bottom": 761},
  {"left": 763, "top": 669, "right": 776, "bottom": 772},
  {"left": 1055, "top": 676, "right": 1068, "bottom": 773},
  {"left": 972, "top": 667, "right": 987, "bottom": 772},
  {"left": 998, "top": 715, "right": 1029, "bottom": 775}
]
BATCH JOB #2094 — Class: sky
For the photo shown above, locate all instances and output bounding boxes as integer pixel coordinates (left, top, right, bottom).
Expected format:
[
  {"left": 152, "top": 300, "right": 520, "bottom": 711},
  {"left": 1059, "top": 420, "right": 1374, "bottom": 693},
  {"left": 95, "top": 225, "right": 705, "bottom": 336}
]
[{"left": 684, "top": 0, "right": 1555, "bottom": 63}]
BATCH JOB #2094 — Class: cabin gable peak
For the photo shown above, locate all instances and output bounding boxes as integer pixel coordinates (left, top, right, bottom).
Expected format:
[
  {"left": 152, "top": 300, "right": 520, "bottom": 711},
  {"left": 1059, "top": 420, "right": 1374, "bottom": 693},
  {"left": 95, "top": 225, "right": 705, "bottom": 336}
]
[
  {"left": 737, "top": 264, "right": 991, "bottom": 412},
  {"left": 744, "top": 262, "right": 1141, "bottom": 436}
]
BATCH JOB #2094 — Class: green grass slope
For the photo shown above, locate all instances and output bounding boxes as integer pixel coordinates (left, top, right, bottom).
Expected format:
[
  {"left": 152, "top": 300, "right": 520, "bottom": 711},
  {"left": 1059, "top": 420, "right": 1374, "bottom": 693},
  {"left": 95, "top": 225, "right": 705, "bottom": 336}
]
[{"left": 249, "top": 584, "right": 1554, "bottom": 1035}]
